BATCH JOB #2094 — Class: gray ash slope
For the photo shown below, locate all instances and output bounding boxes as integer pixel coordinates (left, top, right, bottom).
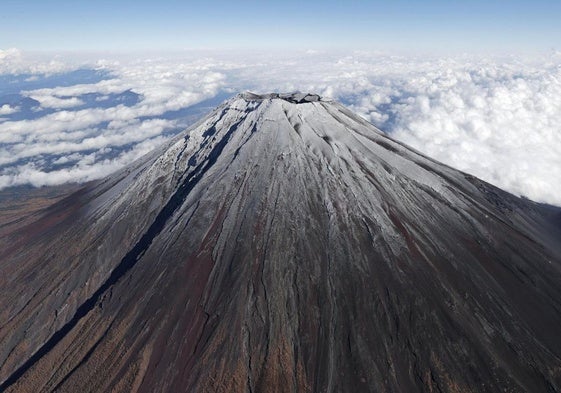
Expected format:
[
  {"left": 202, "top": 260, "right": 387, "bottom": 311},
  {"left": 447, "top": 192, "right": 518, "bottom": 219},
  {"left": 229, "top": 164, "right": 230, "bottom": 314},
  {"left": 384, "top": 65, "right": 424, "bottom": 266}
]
[{"left": 1, "top": 92, "right": 561, "bottom": 392}]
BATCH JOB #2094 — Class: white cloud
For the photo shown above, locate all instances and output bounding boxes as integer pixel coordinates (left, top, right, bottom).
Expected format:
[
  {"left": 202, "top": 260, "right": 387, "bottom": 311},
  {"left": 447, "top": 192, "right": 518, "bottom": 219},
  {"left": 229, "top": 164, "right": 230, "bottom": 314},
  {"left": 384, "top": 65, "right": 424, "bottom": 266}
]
[
  {"left": 360, "top": 57, "right": 561, "bottom": 206},
  {"left": 28, "top": 95, "right": 84, "bottom": 109},
  {"left": 0, "top": 136, "right": 167, "bottom": 189},
  {"left": 0, "top": 48, "right": 79, "bottom": 75},
  {"left": 0, "top": 48, "right": 22, "bottom": 62},
  {"left": 0, "top": 104, "right": 18, "bottom": 115},
  {"left": 0, "top": 118, "right": 176, "bottom": 166}
]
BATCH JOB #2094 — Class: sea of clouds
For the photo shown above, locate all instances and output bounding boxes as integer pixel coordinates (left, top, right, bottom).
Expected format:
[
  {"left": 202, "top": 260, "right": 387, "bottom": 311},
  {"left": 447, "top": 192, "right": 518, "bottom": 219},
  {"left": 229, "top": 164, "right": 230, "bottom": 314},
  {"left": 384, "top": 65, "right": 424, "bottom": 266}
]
[{"left": 1, "top": 48, "right": 560, "bottom": 206}]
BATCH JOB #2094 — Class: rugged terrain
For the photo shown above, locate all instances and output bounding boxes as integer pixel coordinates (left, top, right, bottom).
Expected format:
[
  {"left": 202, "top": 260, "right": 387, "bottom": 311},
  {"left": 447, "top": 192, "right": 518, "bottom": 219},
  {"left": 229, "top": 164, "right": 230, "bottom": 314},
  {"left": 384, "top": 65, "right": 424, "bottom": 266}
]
[{"left": 1, "top": 92, "right": 561, "bottom": 392}]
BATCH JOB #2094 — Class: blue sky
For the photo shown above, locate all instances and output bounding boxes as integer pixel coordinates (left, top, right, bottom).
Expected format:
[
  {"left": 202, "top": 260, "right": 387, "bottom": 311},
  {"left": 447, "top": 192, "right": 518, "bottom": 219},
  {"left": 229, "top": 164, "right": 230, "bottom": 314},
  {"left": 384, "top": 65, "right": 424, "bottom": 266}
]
[{"left": 1, "top": 0, "right": 560, "bottom": 53}]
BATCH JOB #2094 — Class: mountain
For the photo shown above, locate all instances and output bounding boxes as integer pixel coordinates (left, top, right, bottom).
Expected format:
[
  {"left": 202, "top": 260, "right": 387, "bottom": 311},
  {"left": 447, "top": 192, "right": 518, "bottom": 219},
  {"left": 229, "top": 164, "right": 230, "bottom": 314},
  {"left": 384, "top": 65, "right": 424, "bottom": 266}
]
[{"left": 1, "top": 92, "right": 561, "bottom": 393}]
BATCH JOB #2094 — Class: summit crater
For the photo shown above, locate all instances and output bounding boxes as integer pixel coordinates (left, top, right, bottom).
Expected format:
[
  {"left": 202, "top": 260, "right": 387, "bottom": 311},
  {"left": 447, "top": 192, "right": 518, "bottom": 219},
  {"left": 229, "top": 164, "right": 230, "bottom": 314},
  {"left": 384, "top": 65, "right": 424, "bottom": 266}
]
[{"left": 240, "top": 91, "right": 324, "bottom": 104}]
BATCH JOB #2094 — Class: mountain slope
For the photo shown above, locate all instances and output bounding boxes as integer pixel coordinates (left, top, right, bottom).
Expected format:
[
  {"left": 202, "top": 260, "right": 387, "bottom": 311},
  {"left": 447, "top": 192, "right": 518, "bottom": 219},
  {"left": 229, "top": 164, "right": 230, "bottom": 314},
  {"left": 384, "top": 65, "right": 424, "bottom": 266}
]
[{"left": 1, "top": 92, "right": 561, "bottom": 393}]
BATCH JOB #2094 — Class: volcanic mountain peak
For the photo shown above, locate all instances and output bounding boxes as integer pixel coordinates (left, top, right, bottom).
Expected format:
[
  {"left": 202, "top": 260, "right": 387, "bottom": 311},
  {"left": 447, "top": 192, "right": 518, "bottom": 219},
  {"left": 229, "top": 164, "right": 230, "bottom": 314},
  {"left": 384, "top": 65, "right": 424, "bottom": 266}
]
[
  {"left": 240, "top": 91, "right": 325, "bottom": 103},
  {"left": 0, "top": 92, "right": 560, "bottom": 393}
]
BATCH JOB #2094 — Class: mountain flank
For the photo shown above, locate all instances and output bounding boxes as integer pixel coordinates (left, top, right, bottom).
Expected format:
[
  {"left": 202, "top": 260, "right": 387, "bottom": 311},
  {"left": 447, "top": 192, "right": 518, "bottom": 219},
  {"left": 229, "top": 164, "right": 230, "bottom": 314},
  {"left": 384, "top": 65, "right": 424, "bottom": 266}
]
[{"left": 1, "top": 92, "right": 561, "bottom": 392}]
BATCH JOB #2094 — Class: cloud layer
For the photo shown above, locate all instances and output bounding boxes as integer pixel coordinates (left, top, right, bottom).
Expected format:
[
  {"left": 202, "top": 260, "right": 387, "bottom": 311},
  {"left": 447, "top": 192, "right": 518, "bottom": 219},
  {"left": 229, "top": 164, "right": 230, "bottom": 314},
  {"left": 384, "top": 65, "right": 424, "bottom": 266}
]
[
  {"left": 1, "top": 50, "right": 561, "bottom": 206},
  {"left": 0, "top": 104, "right": 17, "bottom": 115}
]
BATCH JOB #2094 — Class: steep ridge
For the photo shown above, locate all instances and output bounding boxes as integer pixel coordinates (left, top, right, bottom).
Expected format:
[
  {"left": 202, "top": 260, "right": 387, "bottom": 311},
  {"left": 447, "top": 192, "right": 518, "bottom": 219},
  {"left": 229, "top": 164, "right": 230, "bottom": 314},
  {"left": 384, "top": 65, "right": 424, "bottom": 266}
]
[{"left": 1, "top": 93, "right": 560, "bottom": 392}]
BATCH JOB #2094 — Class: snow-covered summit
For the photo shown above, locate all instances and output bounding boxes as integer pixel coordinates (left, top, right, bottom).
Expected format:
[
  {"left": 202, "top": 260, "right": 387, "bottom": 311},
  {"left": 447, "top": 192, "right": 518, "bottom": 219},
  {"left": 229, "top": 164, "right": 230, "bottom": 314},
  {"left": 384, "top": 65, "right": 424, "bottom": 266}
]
[{"left": 239, "top": 91, "right": 324, "bottom": 103}]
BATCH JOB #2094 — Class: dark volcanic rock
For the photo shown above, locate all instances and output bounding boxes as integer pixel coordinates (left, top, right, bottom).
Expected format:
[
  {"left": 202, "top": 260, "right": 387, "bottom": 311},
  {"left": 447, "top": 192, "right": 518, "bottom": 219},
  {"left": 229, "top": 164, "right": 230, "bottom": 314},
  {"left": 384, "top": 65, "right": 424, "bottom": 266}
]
[
  {"left": 241, "top": 92, "right": 322, "bottom": 103},
  {"left": 1, "top": 92, "right": 561, "bottom": 392}
]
